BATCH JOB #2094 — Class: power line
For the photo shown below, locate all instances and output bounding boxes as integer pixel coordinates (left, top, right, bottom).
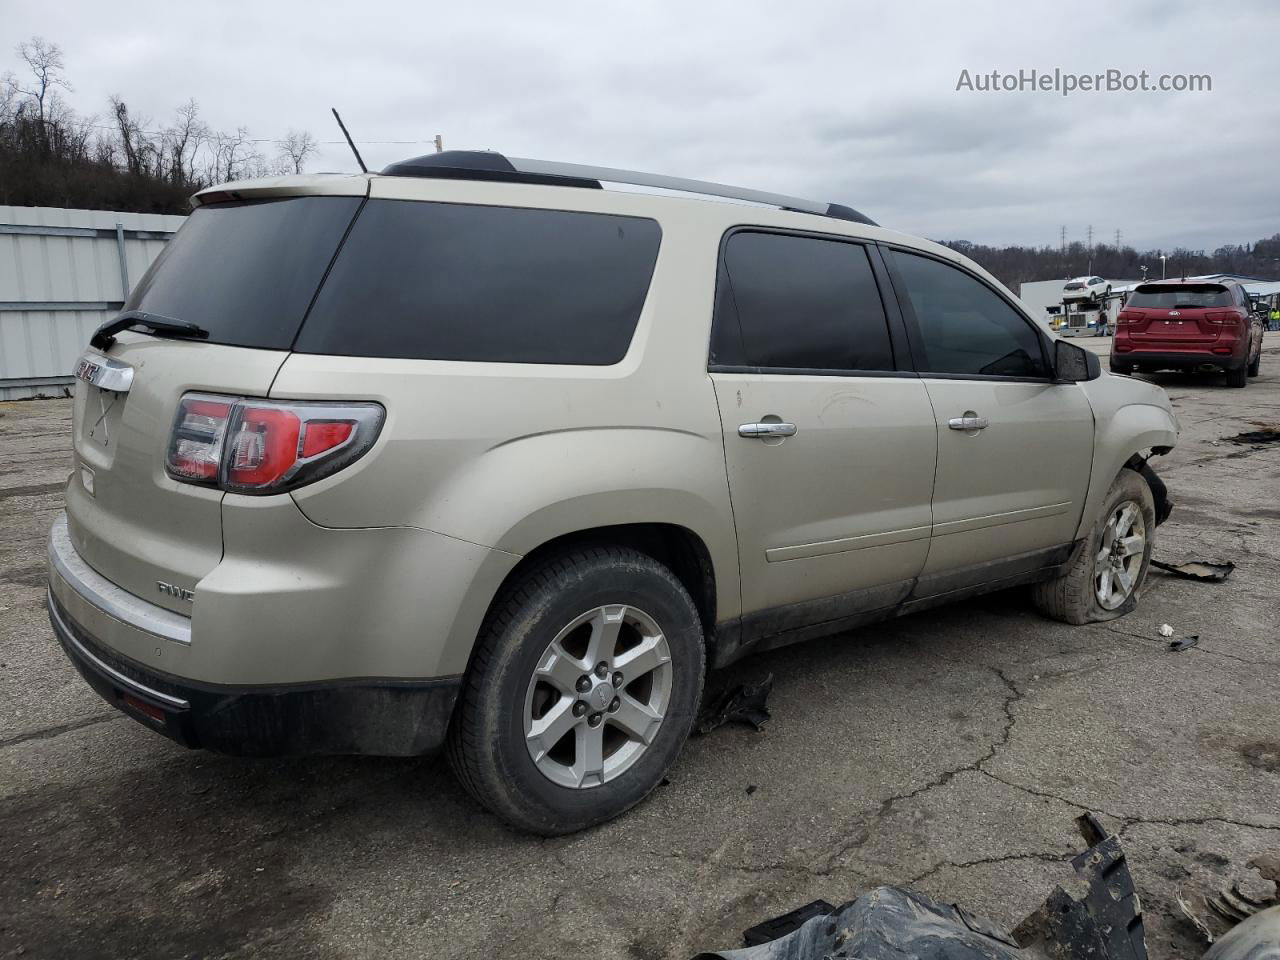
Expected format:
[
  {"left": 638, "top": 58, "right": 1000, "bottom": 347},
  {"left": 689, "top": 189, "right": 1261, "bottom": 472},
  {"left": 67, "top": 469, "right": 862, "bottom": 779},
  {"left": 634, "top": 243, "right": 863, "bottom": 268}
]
[{"left": 72, "top": 120, "right": 439, "bottom": 146}]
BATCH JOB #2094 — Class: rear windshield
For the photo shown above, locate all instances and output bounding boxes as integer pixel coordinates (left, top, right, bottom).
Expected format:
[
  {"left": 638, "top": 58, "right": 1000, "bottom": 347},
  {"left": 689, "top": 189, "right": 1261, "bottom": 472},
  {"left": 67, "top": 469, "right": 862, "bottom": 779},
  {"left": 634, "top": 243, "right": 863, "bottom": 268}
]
[
  {"left": 122, "top": 197, "right": 362, "bottom": 349},
  {"left": 1064, "top": 282, "right": 1084, "bottom": 290},
  {"left": 295, "top": 200, "right": 662, "bottom": 364},
  {"left": 1126, "top": 284, "right": 1232, "bottom": 309}
]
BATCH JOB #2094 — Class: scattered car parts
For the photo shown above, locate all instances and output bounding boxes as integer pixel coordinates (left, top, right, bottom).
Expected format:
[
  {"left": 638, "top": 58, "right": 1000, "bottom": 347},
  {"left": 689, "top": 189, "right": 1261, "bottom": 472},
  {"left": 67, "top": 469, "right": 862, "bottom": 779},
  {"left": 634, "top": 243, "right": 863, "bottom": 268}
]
[
  {"left": 696, "top": 675, "right": 773, "bottom": 735},
  {"left": 691, "top": 814, "right": 1147, "bottom": 960},
  {"left": 1152, "top": 560, "right": 1236, "bottom": 582}
]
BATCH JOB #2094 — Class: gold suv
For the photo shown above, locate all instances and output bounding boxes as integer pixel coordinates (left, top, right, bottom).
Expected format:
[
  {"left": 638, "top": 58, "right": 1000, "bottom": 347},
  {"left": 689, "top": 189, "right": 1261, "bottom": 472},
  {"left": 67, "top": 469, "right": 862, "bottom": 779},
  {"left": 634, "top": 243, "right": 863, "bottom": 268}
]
[{"left": 48, "top": 151, "right": 1177, "bottom": 834}]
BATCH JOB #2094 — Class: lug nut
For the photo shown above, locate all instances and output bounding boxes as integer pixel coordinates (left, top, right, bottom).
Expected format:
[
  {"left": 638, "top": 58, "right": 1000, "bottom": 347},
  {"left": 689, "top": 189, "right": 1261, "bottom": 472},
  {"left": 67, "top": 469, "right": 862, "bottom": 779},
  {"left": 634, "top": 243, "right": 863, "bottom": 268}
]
[
  {"left": 608, "top": 697, "right": 620, "bottom": 713},
  {"left": 594, "top": 662, "right": 609, "bottom": 679},
  {"left": 588, "top": 713, "right": 603, "bottom": 727},
  {"left": 572, "top": 702, "right": 588, "bottom": 718},
  {"left": 612, "top": 671, "right": 624, "bottom": 688},
  {"left": 576, "top": 676, "right": 591, "bottom": 693}
]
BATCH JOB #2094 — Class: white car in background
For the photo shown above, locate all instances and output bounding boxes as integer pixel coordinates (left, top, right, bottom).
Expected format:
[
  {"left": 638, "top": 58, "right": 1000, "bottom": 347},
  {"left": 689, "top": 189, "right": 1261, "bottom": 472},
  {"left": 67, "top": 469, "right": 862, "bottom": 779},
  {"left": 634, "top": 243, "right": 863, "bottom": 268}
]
[{"left": 1063, "top": 276, "right": 1111, "bottom": 302}]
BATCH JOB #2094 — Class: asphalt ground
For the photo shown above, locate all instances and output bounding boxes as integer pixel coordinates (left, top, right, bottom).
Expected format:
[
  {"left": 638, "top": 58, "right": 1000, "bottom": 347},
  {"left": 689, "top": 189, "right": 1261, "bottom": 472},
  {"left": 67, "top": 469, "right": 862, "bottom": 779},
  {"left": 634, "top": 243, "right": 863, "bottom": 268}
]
[{"left": 2, "top": 334, "right": 1278, "bottom": 959}]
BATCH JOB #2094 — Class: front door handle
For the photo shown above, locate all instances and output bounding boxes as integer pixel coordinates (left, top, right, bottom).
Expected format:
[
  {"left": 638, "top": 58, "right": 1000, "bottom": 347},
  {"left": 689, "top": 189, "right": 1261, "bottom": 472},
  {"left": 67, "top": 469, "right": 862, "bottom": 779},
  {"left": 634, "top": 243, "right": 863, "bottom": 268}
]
[
  {"left": 948, "top": 415, "right": 990, "bottom": 431},
  {"left": 739, "top": 422, "right": 798, "bottom": 438}
]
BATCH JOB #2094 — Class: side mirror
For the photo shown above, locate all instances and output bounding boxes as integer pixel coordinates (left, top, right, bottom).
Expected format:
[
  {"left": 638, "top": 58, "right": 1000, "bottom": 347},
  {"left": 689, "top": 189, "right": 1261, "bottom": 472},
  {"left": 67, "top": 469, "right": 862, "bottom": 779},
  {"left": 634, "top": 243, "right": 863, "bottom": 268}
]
[{"left": 1054, "top": 339, "right": 1101, "bottom": 382}]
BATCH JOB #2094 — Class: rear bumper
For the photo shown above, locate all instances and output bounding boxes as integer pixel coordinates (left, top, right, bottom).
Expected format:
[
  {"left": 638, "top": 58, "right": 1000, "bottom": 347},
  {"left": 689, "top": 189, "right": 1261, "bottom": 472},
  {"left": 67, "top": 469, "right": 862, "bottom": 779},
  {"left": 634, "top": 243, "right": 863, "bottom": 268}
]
[
  {"left": 48, "top": 589, "right": 460, "bottom": 756},
  {"left": 1111, "top": 349, "right": 1245, "bottom": 370},
  {"left": 46, "top": 514, "right": 462, "bottom": 756}
]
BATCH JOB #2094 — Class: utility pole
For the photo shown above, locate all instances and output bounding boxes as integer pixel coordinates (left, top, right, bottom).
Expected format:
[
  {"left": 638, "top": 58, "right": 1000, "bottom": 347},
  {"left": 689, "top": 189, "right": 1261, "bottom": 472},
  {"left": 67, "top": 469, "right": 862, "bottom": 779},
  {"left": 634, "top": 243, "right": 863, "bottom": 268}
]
[
  {"left": 434, "top": 134, "right": 443, "bottom": 153},
  {"left": 1086, "top": 224, "right": 1094, "bottom": 249},
  {"left": 1114, "top": 228, "right": 1121, "bottom": 249},
  {"left": 1060, "top": 225, "right": 1066, "bottom": 255}
]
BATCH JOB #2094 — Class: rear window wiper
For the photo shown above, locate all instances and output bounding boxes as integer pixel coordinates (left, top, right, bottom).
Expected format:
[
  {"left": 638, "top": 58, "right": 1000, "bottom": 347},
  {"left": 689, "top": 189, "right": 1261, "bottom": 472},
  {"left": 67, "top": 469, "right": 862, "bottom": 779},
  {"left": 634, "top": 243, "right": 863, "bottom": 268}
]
[{"left": 90, "top": 311, "right": 210, "bottom": 350}]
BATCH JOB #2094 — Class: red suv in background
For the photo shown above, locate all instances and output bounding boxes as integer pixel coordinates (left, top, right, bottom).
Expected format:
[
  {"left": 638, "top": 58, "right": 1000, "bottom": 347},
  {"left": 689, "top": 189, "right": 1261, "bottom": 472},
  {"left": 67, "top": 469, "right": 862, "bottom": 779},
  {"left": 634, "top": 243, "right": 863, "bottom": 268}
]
[{"left": 1111, "top": 279, "right": 1263, "bottom": 387}]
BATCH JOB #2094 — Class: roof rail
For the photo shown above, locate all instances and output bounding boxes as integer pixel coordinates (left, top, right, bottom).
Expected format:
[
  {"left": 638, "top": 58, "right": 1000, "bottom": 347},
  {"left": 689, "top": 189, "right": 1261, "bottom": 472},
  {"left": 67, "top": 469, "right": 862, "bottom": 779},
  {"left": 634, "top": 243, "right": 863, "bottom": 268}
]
[{"left": 380, "top": 151, "right": 877, "bottom": 226}]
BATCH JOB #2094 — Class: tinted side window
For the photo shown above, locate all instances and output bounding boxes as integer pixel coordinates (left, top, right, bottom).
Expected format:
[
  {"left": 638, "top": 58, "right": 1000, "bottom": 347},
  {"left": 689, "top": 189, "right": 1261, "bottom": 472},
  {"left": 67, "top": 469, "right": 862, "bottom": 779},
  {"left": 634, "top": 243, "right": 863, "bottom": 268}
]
[
  {"left": 123, "top": 197, "right": 362, "bottom": 350},
  {"left": 711, "top": 231, "right": 894, "bottom": 371},
  {"left": 297, "top": 200, "right": 661, "bottom": 364},
  {"left": 891, "top": 251, "right": 1048, "bottom": 378}
]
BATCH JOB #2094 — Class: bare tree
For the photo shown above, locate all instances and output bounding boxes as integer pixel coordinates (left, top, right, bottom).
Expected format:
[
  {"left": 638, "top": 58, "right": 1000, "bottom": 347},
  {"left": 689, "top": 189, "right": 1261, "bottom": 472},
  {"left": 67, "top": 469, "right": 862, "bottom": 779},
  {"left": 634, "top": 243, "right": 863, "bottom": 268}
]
[
  {"left": 15, "top": 37, "right": 70, "bottom": 127},
  {"left": 0, "top": 71, "right": 20, "bottom": 125},
  {"left": 274, "top": 129, "right": 316, "bottom": 175},
  {"left": 163, "top": 98, "right": 208, "bottom": 185},
  {"left": 110, "top": 96, "right": 147, "bottom": 176},
  {"left": 207, "top": 126, "right": 265, "bottom": 183}
]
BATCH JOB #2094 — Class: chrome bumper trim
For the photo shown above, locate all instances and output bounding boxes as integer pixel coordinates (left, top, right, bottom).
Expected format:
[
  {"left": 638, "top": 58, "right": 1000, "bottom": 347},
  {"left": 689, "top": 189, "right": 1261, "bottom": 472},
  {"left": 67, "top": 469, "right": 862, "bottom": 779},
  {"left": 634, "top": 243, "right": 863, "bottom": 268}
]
[
  {"left": 48, "top": 586, "right": 189, "bottom": 709},
  {"left": 47, "top": 512, "right": 192, "bottom": 646}
]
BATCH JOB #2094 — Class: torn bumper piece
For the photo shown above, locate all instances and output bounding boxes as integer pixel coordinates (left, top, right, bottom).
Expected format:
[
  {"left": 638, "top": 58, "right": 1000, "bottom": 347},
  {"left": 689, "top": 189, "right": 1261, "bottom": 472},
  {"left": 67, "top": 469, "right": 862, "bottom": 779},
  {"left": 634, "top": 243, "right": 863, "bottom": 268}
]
[{"left": 693, "top": 814, "right": 1146, "bottom": 960}]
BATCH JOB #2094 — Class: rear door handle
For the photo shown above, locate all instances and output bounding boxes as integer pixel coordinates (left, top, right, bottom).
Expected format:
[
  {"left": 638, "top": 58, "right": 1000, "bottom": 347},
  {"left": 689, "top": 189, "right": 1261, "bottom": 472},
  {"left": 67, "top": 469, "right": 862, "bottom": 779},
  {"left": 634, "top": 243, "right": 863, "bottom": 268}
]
[
  {"left": 739, "top": 422, "right": 798, "bottom": 438},
  {"left": 948, "top": 415, "right": 989, "bottom": 431}
]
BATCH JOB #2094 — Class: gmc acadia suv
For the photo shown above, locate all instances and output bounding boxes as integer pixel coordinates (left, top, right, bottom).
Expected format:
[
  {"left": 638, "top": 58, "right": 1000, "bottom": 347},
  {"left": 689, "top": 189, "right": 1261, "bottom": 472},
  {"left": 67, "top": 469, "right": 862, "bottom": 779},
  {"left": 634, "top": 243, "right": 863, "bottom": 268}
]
[{"left": 47, "top": 151, "right": 1177, "bottom": 834}]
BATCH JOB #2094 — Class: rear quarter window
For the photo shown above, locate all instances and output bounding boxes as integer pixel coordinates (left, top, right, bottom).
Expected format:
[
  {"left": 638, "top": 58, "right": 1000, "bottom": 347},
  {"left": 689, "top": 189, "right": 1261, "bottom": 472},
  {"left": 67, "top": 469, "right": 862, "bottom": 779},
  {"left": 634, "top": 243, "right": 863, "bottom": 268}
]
[
  {"left": 296, "top": 200, "right": 662, "bottom": 364},
  {"left": 122, "top": 197, "right": 362, "bottom": 350}
]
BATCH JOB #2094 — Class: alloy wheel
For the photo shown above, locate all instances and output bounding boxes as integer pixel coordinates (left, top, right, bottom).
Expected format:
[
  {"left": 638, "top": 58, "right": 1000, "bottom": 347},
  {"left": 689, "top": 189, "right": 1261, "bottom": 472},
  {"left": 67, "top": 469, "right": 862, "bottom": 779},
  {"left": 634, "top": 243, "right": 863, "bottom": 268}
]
[
  {"left": 1095, "top": 500, "right": 1146, "bottom": 610},
  {"left": 523, "top": 604, "right": 673, "bottom": 789}
]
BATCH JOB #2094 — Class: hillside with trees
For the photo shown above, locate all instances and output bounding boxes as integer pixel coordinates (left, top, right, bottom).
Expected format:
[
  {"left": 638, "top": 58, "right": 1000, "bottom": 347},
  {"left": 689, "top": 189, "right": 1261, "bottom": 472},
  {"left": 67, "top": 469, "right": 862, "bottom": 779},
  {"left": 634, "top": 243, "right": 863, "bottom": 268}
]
[
  {"left": 0, "top": 36, "right": 316, "bottom": 213},
  {"left": 940, "top": 236, "right": 1280, "bottom": 290}
]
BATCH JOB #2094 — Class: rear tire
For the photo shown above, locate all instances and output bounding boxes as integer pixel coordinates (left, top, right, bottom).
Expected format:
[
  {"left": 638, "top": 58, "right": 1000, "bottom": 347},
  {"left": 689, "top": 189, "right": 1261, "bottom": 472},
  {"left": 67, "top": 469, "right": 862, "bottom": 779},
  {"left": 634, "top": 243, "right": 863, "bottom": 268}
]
[
  {"left": 447, "top": 545, "right": 705, "bottom": 835},
  {"left": 1032, "top": 468, "right": 1155, "bottom": 625},
  {"left": 1226, "top": 364, "right": 1248, "bottom": 388}
]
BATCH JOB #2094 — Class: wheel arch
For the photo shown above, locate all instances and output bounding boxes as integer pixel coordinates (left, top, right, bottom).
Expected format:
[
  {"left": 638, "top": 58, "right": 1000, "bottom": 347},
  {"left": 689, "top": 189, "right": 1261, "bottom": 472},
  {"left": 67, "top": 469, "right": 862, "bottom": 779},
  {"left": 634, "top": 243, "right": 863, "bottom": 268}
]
[
  {"left": 1075, "top": 403, "right": 1176, "bottom": 540},
  {"left": 444, "top": 520, "right": 725, "bottom": 694}
]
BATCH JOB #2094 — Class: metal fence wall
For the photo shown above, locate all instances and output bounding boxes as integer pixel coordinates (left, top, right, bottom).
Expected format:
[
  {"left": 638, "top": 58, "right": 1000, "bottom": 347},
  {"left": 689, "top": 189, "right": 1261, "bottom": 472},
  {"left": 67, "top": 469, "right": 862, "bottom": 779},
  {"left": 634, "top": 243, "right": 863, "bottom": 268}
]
[{"left": 0, "top": 206, "right": 186, "bottom": 400}]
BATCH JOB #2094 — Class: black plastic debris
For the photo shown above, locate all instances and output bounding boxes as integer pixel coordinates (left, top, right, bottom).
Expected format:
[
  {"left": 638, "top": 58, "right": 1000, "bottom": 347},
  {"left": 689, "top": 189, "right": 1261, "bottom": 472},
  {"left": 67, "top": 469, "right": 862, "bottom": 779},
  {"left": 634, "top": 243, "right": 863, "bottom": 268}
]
[
  {"left": 696, "top": 674, "right": 772, "bottom": 734},
  {"left": 742, "top": 901, "right": 835, "bottom": 947},
  {"left": 1170, "top": 635, "right": 1202, "bottom": 652},
  {"left": 692, "top": 814, "right": 1147, "bottom": 960},
  {"left": 1152, "top": 560, "right": 1236, "bottom": 582},
  {"left": 1226, "top": 428, "right": 1280, "bottom": 445}
]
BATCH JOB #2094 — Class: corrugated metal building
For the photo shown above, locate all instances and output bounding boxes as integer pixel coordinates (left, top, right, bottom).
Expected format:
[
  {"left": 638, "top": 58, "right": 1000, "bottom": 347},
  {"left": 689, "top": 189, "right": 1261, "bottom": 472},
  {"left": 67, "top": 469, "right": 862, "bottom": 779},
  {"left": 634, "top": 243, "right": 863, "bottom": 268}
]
[{"left": 0, "top": 206, "right": 185, "bottom": 400}]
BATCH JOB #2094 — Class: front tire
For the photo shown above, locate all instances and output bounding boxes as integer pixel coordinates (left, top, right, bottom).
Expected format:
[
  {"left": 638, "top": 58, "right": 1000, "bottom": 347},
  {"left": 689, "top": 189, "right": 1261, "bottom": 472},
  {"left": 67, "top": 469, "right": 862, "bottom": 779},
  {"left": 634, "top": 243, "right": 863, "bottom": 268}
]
[
  {"left": 448, "top": 545, "right": 705, "bottom": 835},
  {"left": 1248, "top": 347, "right": 1261, "bottom": 377},
  {"left": 1032, "top": 468, "right": 1155, "bottom": 625}
]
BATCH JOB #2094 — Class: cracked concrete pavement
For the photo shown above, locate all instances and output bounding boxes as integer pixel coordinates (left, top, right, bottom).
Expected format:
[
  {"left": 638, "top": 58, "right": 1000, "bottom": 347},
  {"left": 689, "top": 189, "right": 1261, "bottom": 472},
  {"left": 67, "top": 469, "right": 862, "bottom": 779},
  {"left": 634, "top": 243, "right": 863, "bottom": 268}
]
[{"left": 2, "top": 334, "right": 1278, "bottom": 959}]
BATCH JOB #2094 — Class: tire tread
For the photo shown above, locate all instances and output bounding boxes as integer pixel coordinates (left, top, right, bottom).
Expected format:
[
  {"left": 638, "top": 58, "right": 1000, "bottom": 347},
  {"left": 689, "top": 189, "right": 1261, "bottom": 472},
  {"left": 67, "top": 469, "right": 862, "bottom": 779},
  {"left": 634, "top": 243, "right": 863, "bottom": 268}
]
[{"left": 446, "top": 544, "right": 703, "bottom": 834}]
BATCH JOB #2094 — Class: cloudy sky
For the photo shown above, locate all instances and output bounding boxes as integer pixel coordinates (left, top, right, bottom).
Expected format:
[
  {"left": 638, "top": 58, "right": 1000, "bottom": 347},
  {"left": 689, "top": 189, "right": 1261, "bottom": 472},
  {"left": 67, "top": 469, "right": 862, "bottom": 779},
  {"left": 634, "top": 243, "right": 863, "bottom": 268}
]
[{"left": 6, "top": 0, "right": 1278, "bottom": 250}]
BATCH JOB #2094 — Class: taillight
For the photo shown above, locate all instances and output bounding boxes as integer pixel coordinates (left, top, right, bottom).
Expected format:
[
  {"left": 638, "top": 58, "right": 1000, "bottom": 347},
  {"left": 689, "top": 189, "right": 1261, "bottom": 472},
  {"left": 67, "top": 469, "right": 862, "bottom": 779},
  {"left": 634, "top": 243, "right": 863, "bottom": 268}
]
[
  {"left": 1117, "top": 309, "right": 1145, "bottom": 325},
  {"left": 167, "top": 396, "right": 233, "bottom": 481},
  {"left": 1204, "top": 310, "right": 1240, "bottom": 327},
  {"left": 166, "top": 394, "right": 383, "bottom": 494}
]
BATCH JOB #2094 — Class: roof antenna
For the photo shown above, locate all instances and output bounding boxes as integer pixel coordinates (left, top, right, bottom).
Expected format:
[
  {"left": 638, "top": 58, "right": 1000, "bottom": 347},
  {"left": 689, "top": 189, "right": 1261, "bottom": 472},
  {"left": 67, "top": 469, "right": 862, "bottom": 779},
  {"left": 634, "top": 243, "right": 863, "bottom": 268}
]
[{"left": 330, "top": 108, "right": 367, "bottom": 173}]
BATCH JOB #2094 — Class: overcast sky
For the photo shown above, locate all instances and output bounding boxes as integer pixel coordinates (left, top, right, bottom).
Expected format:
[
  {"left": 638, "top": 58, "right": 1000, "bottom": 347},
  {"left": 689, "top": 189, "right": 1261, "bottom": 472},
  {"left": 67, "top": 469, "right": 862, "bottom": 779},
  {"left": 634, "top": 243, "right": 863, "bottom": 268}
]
[{"left": 6, "top": 0, "right": 1278, "bottom": 250}]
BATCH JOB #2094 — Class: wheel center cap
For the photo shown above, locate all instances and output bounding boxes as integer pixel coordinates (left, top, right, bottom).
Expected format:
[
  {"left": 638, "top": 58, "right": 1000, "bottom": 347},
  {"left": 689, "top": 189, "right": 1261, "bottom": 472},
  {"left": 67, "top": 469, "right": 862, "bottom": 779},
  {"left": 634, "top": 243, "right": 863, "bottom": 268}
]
[{"left": 588, "top": 682, "right": 613, "bottom": 711}]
